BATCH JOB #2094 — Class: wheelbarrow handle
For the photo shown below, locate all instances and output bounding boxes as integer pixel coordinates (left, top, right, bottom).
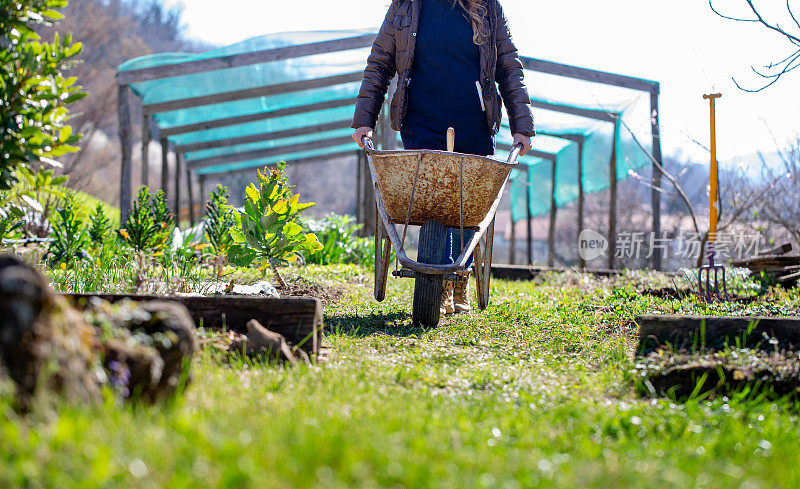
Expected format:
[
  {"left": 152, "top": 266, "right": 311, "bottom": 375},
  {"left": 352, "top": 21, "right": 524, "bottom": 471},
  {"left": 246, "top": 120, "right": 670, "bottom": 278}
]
[
  {"left": 507, "top": 143, "right": 523, "bottom": 164},
  {"left": 362, "top": 136, "right": 375, "bottom": 150}
]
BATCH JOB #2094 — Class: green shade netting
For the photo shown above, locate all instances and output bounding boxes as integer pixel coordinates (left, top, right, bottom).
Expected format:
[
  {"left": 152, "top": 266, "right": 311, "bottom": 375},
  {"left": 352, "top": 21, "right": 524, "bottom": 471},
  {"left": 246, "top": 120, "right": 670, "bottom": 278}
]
[
  {"left": 118, "top": 30, "right": 655, "bottom": 219},
  {"left": 506, "top": 94, "right": 652, "bottom": 222},
  {"left": 118, "top": 30, "right": 371, "bottom": 142}
]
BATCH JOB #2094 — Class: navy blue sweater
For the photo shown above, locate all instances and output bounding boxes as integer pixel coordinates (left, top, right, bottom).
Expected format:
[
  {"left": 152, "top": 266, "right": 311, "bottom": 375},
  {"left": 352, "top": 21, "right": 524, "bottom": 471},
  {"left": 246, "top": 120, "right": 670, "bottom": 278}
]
[{"left": 400, "top": 0, "right": 494, "bottom": 156}]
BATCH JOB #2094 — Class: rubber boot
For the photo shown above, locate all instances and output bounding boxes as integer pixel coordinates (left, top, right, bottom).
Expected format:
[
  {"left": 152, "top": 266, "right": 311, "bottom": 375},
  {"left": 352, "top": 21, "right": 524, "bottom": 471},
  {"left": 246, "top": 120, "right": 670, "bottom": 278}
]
[
  {"left": 440, "top": 279, "right": 455, "bottom": 315},
  {"left": 453, "top": 270, "right": 471, "bottom": 313}
]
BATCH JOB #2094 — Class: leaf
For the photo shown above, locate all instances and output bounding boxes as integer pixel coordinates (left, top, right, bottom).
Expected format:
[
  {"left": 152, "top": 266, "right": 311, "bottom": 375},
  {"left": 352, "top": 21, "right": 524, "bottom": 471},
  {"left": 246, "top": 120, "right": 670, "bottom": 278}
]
[
  {"left": 20, "top": 194, "right": 43, "bottom": 212},
  {"left": 229, "top": 228, "right": 247, "bottom": 243},
  {"left": 226, "top": 244, "right": 257, "bottom": 268}
]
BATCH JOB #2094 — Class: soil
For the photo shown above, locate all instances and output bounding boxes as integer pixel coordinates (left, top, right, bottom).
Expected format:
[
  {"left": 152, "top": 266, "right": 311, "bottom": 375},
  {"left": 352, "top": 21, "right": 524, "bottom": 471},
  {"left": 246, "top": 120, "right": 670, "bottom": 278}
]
[{"left": 277, "top": 276, "right": 346, "bottom": 305}]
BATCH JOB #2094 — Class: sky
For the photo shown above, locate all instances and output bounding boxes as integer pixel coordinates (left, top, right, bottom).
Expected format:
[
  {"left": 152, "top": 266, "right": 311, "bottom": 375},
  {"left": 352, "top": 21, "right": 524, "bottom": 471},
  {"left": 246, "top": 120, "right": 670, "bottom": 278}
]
[{"left": 162, "top": 0, "right": 800, "bottom": 165}]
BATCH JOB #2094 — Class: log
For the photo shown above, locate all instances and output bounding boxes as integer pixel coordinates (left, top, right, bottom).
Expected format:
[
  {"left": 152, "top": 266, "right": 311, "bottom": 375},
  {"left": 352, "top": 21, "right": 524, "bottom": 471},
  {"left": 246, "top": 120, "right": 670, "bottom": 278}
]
[
  {"left": 730, "top": 255, "right": 800, "bottom": 269},
  {"left": 759, "top": 243, "right": 793, "bottom": 256},
  {"left": 637, "top": 315, "right": 800, "bottom": 355},
  {"left": 66, "top": 294, "right": 323, "bottom": 355}
]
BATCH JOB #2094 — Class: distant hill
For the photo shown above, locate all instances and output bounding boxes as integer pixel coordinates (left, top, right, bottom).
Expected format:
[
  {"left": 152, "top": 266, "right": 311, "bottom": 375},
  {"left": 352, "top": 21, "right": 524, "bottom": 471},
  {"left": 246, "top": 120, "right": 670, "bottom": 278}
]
[{"left": 722, "top": 151, "right": 785, "bottom": 180}]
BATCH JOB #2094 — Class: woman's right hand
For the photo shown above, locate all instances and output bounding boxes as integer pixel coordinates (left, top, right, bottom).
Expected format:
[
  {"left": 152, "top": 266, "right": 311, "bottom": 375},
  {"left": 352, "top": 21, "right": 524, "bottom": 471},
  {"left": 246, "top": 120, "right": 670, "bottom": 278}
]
[{"left": 353, "top": 126, "right": 374, "bottom": 148}]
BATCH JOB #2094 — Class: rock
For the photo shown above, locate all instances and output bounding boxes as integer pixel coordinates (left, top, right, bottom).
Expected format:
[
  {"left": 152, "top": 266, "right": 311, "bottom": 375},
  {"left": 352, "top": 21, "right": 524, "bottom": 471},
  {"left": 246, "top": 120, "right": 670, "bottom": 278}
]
[
  {"left": 0, "top": 255, "right": 100, "bottom": 409},
  {"left": 201, "top": 280, "right": 279, "bottom": 297},
  {"left": 87, "top": 298, "right": 197, "bottom": 401},
  {"left": 0, "top": 254, "right": 198, "bottom": 408},
  {"left": 229, "top": 319, "right": 298, "bottom": 365}
]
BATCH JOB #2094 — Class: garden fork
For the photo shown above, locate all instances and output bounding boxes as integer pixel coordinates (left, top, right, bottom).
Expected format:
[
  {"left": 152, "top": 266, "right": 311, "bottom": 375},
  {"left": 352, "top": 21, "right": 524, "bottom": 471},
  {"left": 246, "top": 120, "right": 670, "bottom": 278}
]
[{"left": 698, "top": 93, "right": 729, "bottom": 302}]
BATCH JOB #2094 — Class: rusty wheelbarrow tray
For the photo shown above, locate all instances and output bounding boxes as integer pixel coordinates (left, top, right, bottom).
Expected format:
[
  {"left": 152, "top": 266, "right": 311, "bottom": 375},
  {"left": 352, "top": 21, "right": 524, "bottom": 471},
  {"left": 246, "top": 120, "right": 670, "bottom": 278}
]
[{"left": 364, "top": 137, "right": 520, "bottom": 326}]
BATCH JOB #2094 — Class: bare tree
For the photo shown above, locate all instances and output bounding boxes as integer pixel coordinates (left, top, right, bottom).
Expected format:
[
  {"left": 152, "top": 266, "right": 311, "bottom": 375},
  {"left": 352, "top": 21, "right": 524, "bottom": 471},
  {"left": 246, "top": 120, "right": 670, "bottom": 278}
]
[
  {"left": 710, "top": 0, "right": 800, "bottom": 91},
  {"left": 757, "top": 139, "right": 800, "bottom": 243}
]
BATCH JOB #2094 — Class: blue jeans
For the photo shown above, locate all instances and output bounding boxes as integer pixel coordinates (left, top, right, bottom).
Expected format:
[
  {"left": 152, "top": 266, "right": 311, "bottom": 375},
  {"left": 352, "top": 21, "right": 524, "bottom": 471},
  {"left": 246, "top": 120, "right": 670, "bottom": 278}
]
[{"left": 441, "top": 228, "right": 475, "bottom": 268}]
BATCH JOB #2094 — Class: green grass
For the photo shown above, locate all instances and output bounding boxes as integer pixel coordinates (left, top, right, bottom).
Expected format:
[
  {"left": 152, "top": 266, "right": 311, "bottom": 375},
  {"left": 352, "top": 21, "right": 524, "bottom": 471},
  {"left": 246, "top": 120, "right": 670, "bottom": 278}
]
[{"left": 2, "top": 265, "right": 800, "bottom": 488}]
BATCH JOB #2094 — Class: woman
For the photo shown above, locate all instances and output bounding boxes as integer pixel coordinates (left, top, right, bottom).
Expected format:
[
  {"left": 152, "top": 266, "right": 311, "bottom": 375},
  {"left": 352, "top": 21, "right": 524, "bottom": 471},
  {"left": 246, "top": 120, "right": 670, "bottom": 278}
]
[{"left": 352, "top": 0, "right": 535, "bottom": 315}]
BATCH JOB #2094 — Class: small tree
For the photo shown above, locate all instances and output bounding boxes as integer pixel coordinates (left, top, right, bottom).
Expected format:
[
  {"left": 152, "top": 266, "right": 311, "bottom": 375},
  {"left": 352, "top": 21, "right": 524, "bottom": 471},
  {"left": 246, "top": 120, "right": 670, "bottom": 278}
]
[
  {"left": 227, "top": 163, "right": 322, "bottom": 287},
  {"left": 0, "top": 0, "right": 85, "bottom": 189}
]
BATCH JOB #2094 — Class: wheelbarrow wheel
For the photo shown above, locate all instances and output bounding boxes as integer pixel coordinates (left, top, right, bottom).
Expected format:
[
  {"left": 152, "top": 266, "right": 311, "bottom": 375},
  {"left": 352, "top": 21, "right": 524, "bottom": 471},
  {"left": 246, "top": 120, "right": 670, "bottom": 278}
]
[
  {"left": 412, "top": 220, "right": 447, "bottom": 327},
  {"left": 473, "top": 217, "right": 495, "bottom": 310},
  {"left": 374, "top": 209, "right": 391, "bottom": 301}
]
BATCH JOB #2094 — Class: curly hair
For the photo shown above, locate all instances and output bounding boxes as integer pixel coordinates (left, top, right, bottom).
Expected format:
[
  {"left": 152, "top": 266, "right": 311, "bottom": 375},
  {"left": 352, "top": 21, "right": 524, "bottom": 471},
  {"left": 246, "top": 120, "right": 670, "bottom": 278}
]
[{"left": 453, "top": 0, "right": 489, "bottom": 46}]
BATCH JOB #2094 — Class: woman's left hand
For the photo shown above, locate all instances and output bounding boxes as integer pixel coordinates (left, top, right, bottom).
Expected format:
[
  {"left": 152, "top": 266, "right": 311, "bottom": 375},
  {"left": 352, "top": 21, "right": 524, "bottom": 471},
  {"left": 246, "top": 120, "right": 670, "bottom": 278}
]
[{"left": 512, "top": 133, "right": 533, "bottom": 156}]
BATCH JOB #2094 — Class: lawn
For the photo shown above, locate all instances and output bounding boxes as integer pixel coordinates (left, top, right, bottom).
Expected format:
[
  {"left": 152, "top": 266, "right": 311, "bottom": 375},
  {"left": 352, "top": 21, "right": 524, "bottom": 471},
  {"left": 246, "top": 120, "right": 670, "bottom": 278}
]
[{"left": 2, "top": 264, "right": 800, "bottom": 488}]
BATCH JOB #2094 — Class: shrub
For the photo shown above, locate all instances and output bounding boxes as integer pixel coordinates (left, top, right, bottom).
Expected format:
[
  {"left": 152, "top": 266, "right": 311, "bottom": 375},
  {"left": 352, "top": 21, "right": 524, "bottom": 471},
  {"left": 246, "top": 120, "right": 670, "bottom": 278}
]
[
  {"left": 227, "top": 163, "right": 322, "bottom": 286},
  {"left": 0, "top": 0, "right": 85, "bottom": 189},
  {"left": 47, "top": 193, "right": 89, "bottom": 267},
  {"left": 88, "top": 202, "right": 111, "bottom": 245},
  {"left": 118, "top": 186, "right": 174, "bottom": 252},
  {"left": 204, "top": 185, "right": 235, "bottom": 256},
  {"left": 303, "top": 214, "right": 377, "bottom": 266}
]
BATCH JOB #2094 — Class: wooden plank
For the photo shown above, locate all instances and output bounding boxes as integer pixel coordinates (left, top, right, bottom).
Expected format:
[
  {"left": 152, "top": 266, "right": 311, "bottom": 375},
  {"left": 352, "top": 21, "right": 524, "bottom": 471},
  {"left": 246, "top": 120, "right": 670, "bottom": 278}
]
[
  {"left": 520, "top": 56, "right": 659, "bottom": 93},
  {"left": 731, "top": 255, "right": 800, "bottom": 268},
  {"left": 650, "top": 91, "right": 663, "bottom": 270},
  {"left": 637, "top": 315, "right": 800, "bottom": 355},
  {"left": 184, "top": 154, "right": 195, "bottom": 224},
  {"left": 174, "top": 119, "right": 350, "bottom": 153},
  {"left": 548, "top": 159, "right": 557, "bottom": 267},
  {"left": 118, "top": 86, "right": 133, "bottom": 223},
  {"left": 526, "top": 179, "right": 532, "bottom": 265},
  {"left": 117, "top": 34, "right": 376, "bottom": 85},
  {"left": 530, "top": 99, "right": 616, "bottom": 122},
  {"left": 67, "top": 293, "right": 323, "bottom": 354},
  {"left": 196, "top": 149, "right": 357, "bottom": 177},
  {"left": 174, "top": 148, "right": 181, "bottom": 220},
  {"left": 491, "top": 264, "right": 621, "bottom": 281},
  {"left": 160, "top": 138, "right": 169, "bottom": 194},
  {"left": 141, "top": 115, "right": 150, "bottom": 187},
  {"left": 608, "top": 122, "right": 619, "bottom": 269},
  {"left": 577, "top": 138, "right": 585, "bottom": 268},
  {"left": 759, "top": 243, "right": 793, "bottom": 256},
  {"left": 198, "top": 174, "right": 207, "bottom": 207},
  {"left": 143, "top": 72, "right": 362, "bottom": 115},
  {"left": 160, "top": 98, "right": 355, "bottom": 137},
  {"left": 508, "top": 210, "right": 516, "bottom": 264},
  {"left": 187, "top": 135, "right": 354, "bottom": 170}
]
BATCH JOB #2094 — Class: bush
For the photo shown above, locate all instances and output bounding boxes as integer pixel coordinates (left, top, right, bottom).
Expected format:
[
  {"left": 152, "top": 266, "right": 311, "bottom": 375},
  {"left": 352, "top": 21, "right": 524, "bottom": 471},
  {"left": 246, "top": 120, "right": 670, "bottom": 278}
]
[
  {"left": 118, "top": 186, "right": 174, "bottom": 252},
  {"left": 0, "top": 0, "right": 85, "bottom": 189},
  {"left": 227, "top": 163, "right": 322, "bottom": 286},
  {"left": 47, "top": 193, "right": 89, "bottom": 267},
  {"left": 303, "top": 214, "right": 377, "bottom": 266}
]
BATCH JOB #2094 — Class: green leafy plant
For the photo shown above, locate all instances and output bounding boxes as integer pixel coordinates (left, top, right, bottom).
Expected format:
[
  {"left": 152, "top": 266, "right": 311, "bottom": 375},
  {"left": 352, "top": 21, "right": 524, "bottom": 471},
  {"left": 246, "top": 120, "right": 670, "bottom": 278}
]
[
  {"left": 204, "top": 185, "right": 235, "bottom": 255},
  {"left": 47, "top": 193, "right": 89, "bottom": 267},
  {"left": 88, "top": 202, "right": 111, "bottom": 245},
  {"left": 0, "top": 0, "right": 85, "bottom": 189},
  {"left": 303, "top": 214, "right": 379, "bottom": 266},
  {"left": 0, "top": 206, "right": 24, "bottom": 243},
  {"left": 119, "top": 186, "right": 174, "bottom": 252},
  {"left": 227, "top": 163, "right": 322, "bottom": 287}
]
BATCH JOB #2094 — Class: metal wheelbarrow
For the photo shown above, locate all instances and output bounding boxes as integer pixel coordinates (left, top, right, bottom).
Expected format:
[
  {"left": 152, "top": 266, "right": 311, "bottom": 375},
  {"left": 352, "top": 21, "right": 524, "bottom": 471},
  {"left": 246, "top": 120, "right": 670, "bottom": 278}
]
[{"left": 363, "top": 135, "right": 521, "bottom": 327}]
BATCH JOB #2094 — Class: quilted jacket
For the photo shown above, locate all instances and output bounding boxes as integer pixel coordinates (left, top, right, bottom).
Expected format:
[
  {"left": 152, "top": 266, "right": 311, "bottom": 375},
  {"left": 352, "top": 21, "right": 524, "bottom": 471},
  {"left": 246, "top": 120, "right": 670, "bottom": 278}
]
[{"left": 351, "top": 0, "right": 535, "bottom": 137}]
